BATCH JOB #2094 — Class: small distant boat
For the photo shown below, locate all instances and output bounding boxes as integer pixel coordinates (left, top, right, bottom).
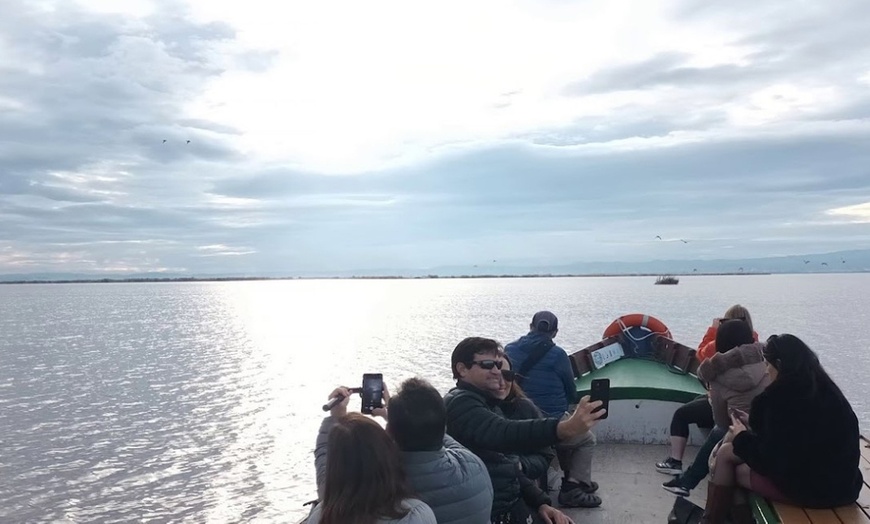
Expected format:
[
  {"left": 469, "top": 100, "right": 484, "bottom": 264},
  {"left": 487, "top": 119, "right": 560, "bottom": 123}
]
[{"left": 654, "top": 275, "right": 679, "bottom": 285}]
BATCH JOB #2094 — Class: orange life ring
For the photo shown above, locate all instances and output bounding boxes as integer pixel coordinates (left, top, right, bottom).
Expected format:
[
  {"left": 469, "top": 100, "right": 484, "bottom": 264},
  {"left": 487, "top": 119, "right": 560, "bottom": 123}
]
[{"left": 602, "top": 314, "right": 672, "bottom": 340}]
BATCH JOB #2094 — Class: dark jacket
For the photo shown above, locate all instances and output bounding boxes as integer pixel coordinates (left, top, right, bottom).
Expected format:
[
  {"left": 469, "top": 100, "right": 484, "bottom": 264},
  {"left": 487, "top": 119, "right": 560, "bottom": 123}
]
[
  {"left": 505, "top": 332, "right": 577, "bottom": 417},
  {"left": 502, "top": 396, "right": 556, "bottom": 510},
  {"left": 402, "top": 436, "right": 493, "bottom": 524},
  {"left": 697, "top": 342, "right": 770, "bottom": 428},
  {"left": 444, "top": 382, "right": 560, "bottom": 516},
  {"left": 732, "top": 377, "right": 864, "bottom": 508}
]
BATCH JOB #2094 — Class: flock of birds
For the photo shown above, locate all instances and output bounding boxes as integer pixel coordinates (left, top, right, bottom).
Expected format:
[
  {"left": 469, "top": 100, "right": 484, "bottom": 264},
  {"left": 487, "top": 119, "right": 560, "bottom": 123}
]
[
  {"left": 162, "top": 140, "right": 191, "bottom": 144},
  {"left": 653, "top": 236, "right": 846, "bottom": 273}
]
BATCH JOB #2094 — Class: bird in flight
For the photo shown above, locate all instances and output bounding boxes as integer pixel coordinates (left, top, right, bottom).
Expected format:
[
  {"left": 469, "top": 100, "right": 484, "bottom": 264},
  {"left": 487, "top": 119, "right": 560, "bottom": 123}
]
[
  {"left": 739, "top": 267, "right": 744, "bottom": 271},
  {"left": 655, "top": 235, "right": 662, "bottom": 240},
  {"left": 803, "top": 260, "right": 810, "bottom": 264},
  {"left": 822, "top": 262, "right": 828, "bottom": 266},
  {"left": 186, "top": 140, "right": 191, "bottom": 144},
  {"left": 842, "top": 259, "right": 846, "bottom": 264},
  {"left": 680, "top": 239, "right": 689, "bottom": 244},
  {"left": 162, "top": 139, "right": 167, "bottom": 143},
  {"left": 693, "top": 268, "right": 698, "bottom": 272}
]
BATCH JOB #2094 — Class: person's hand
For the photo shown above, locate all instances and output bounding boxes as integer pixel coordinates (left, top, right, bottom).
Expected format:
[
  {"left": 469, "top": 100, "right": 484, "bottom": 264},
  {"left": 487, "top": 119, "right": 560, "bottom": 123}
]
[
  {"left": 730, "top": 413, "right": 747, "bottom": 437},
  {"left": 537, "top": 504, "right": 574, "bottom": 524},
  {"left": 730, "top": 408, "right": 748, "bottom": 425},
  {"left": 327, "top": 387, "right": 352, "bottom": 418},
  {"left": 557, "top": 395, "right": 605, "bottom": 440},
  {"left": 712, "top": 317, "right": 721, "bottom": 328},
  {"left": 371, "top": 383, "right": 391, "bottom": 419}
]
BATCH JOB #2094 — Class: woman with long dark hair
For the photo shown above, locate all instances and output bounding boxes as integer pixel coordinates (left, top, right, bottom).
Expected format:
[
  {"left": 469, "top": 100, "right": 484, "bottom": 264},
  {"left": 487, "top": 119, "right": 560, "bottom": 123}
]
[
  {"left": 307, "top": 387, "right": 436, "bottom": 524},
  {"left": 701, "top": 334, "right": 863, "bottom": 522}
]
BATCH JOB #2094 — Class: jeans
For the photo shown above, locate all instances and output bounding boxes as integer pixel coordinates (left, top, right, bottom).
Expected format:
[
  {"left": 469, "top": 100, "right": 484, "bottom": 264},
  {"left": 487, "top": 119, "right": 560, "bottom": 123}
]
[{"left": 679, "top": 425, "right": 728, "bottom": 489}]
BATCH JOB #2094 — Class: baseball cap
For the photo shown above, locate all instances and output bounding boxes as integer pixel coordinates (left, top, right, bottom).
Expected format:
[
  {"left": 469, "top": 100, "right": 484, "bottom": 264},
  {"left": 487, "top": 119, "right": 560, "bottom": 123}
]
[{"left": 531, "top": 311, "right": 558, "bottom": 333}]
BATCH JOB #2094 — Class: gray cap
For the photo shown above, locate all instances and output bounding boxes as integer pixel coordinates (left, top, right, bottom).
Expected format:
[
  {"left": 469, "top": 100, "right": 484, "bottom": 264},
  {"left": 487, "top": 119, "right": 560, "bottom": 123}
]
[{"left": 531, "top": 311, "right": 558, "bottom": 333}]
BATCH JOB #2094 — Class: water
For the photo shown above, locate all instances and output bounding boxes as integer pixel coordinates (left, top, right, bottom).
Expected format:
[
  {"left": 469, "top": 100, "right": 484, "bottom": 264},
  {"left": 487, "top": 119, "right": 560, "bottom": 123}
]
[{"left": 1, "top": 275, "right": 868, "bottom": 523}]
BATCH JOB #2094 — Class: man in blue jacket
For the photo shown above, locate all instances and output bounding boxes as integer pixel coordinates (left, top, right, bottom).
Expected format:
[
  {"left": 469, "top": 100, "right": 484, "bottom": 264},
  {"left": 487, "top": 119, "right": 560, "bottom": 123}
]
[{"left": 505, "top": 311, "right": 601, "bottom": 507}]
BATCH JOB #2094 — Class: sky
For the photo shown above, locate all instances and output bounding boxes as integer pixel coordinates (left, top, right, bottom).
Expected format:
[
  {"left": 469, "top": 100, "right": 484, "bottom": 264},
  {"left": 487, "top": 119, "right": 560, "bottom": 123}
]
[{"left": 1, "top": 0, "right": 869, "bottom": 275}]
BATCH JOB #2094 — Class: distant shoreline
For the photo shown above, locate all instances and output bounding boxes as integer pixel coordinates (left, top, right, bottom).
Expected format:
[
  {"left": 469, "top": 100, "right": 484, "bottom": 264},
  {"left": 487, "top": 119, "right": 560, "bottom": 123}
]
[{"left": 0, "top": 272, "right": 821, "bottom": 285}]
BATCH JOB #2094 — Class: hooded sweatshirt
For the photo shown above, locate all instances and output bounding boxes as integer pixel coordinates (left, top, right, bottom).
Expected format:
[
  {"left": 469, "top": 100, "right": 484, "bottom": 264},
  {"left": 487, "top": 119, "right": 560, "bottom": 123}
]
[{"left": 697, "top": 342, "right": 770, "bottom": 428}]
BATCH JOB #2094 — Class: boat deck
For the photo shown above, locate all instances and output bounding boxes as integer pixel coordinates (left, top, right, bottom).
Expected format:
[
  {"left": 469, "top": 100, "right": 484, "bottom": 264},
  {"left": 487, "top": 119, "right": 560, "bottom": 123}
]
[{"left": 549, "top": 443, "right": 707, "bottom": 523}]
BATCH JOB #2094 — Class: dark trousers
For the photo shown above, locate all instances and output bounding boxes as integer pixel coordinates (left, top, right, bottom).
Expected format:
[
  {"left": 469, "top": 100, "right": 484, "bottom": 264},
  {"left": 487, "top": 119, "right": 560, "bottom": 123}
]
[
  {"left": 679, "top": 425, "right": 728, "bottom": 489},
  {"left": 492, "top": 498, "right": 534, "bottom": 524},
  {"left": 670, "top": 397, "right": 715, "bottom": 438}
]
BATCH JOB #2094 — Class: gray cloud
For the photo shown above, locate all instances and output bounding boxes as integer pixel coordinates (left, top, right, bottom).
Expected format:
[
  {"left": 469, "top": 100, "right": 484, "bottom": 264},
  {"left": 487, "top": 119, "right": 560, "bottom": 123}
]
[{"left": 2, "top": 0, "right": 869, "bottom": 274}]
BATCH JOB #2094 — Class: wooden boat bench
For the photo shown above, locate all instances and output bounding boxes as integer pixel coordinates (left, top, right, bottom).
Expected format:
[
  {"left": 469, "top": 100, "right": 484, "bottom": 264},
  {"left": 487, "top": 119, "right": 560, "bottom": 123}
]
[{"left": 750, "top": 436, "right": 870, "bottom": 523}]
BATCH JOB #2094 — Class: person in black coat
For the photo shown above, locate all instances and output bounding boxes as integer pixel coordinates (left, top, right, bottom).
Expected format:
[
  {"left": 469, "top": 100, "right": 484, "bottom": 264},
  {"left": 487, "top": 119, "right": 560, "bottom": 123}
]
[
  {"left": 443, "top": 337, "right": 604, "bottom": 524},
  {"left": 701, "top": 334, "right": 863, "bottom": 523}
]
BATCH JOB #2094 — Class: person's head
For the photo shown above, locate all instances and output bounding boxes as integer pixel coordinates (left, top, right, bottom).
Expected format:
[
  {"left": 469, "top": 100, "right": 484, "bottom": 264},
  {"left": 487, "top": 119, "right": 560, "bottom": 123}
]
[
  {"left": 386, "top": 377, "right": 446, "bottom": 452},
  {"left": 723, "top": 304, "right": 753, "bottom": 331},
  {"left": 451, "top": 337, "right": 504, "bottom": 391},
  {"left": 763, "top": 334, "right": 841, "bottom": 397},
  {"left": 530, "top": 311, "right": 559, "bottom": 338},
  {"left": 490, "top": 352, "right": 513, "bottom": 400},
  {"left": 715, "top": 319, "right": 755, "bottom": 354},
  {"left": 320, "top": 413, "right": 413, "bottom": 524}
]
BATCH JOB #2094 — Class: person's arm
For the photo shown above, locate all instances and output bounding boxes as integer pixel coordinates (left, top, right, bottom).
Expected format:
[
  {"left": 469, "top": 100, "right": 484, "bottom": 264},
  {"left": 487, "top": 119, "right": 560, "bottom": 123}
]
[
  {"left": 446, "top": 393, "right": 560, "bottom": 453},
  {"left": 314, "top": 416, "right": 337, "bottom": 499},
  {"left": 708, "top": 387, "right": 729, "bottom": 429},
  {"left": 555, "top": 349, "right": 579, "bottom": 404},
  {"left": 519, "top": 473, "right": 552, "bottom": 509}
]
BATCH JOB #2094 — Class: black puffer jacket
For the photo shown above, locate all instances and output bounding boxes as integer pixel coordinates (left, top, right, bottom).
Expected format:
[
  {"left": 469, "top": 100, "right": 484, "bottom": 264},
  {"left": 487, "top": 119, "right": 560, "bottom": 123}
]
[
  {"left": 502, "top": 396, "right": 556, "bottom": 509},
  {"left": 444, "top": 382, "right": 560, "bottom": 516},
  {"left": 733, "top": 377, "right": 863, "bottom": 508}
]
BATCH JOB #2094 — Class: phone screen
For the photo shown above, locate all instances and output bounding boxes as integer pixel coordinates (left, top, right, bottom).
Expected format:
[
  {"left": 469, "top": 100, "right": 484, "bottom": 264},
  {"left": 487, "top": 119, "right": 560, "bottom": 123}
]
[
  {"left": 361, "top": 373, "right": 384, "bottom": 415},
  {"left": 589, "top": 378, "right": 610, "bottom": 419}
]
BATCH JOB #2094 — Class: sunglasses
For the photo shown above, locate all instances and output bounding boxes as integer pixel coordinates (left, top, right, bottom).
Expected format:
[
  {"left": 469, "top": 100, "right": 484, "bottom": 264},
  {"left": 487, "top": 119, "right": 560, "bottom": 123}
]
[
  {"left": 501, "top": 369, "right": 521, "bottom": 382},
  {"left": 470, "top": 359, "right": 504, "bottom": 370}
]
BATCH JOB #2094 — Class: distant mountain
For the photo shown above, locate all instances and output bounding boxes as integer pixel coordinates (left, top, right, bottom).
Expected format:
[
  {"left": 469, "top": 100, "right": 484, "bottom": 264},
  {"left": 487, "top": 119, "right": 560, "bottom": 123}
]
[{"left": 1, "top": 249, "right": 868, "bottom": 282}]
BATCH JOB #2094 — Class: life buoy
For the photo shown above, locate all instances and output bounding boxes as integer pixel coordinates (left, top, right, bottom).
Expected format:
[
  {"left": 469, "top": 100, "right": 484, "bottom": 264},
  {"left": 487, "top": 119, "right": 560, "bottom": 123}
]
[{"left": 602, "top": 314, "right": 671, "bottom": 340}]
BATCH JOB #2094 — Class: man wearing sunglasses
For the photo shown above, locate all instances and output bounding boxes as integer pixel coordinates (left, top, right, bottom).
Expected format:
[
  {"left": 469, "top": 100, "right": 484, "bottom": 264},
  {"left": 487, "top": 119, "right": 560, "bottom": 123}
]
[{"left": 445, "top": 337, "right": 605, "bottom": 524}]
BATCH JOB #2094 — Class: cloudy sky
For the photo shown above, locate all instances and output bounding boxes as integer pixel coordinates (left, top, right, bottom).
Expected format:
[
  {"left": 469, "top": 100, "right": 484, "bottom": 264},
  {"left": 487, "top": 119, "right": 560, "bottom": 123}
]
[{"left": 1, "top": 0, "right": 869, "bottom": 275}]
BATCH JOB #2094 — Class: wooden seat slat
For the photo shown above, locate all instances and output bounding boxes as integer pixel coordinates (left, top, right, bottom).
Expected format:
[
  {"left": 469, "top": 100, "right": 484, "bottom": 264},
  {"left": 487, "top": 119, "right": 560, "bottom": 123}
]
[
  {"left": 803, "top": 508, "right": 844, "bottom": 524},
  {"left": 774, "top": 502, "right": 813, "bottom": 523},
  {"left": 834, "top": 504, "right": 870, "bottom": 524}
]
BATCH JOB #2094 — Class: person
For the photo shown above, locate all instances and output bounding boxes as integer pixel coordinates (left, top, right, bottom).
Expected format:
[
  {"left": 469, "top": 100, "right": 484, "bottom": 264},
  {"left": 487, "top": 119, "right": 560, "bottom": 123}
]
[
  {"left": 701, "top": 334, "right": 863, "bottom": 523},
  {"left": 444, "top": 337, "right": 605, "bottom": 523},
  {"left": 491, "top": 354, "right": 581, "bottom": 524},
  {"left": 655, "top": 305, "right": 758, "bottom": 475},
  {"left": 307, "top": 387, "right": 437, "bottom": 524},
  {"left": 505, "top": 312, "right": 600, "bottom": 505},
  {"left": 662, "top": 319, "right": 769, "bottom": 497},
  {"left": 386, "top": 377, "right": 494, "bottom": 524}
]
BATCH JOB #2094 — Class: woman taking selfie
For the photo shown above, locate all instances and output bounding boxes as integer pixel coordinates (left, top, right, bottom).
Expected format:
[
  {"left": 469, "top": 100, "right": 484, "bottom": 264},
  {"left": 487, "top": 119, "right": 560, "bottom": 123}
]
[
  {"left": 306, "top": 387, "right": 436, "bottom": 524},
  {"left": 701, "top": 334, "right": 863, "bottom": 522}
]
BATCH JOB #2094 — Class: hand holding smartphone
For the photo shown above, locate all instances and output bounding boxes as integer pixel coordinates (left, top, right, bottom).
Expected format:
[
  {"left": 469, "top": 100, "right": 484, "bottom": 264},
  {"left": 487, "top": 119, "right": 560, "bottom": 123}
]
[
  {"left": 589, "top": 378, "right": 610, "bottom": 420},
  {"left": 361, "top": 373, "right": 384, "bottom": 415}
]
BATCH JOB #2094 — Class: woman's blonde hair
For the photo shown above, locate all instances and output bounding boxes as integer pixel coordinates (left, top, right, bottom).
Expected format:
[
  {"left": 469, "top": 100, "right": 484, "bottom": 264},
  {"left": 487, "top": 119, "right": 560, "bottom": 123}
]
[{"left": 723, "top": 304, "right": 753, "bottom": 331}]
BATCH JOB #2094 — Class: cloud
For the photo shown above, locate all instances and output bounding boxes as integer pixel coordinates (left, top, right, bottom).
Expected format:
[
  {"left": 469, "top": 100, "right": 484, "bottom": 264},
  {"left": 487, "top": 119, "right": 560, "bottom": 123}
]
[{"left": 2, "top": 0, "right": 870, "bottom": 275}]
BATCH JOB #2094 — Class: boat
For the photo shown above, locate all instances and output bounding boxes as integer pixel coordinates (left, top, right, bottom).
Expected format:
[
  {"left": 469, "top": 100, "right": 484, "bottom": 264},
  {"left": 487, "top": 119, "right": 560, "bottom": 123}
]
[
  {"left": 655, "top": 275, "right": 680, "bottom": 285},
  {"left": 297, "top": 315, "right": 869, "bottom": 524}
]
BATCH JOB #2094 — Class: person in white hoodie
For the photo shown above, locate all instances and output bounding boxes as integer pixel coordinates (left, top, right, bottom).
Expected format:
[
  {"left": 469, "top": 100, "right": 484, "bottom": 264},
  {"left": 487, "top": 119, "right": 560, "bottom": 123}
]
[{"left": 306, "top": 387, "right": 436, "bottom": 524}]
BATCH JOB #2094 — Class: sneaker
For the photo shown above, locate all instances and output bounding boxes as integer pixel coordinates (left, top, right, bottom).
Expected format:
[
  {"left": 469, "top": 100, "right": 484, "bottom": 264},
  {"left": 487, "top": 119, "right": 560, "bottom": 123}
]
[
  {"left": 559, "top": 480, "right": 603, "bottom": 508},
  {"left": 662, "top": 477, "right": 690, "bottom": 497},
  {"left": 655, "top": 457, "right": 683, "bottom": 475}
]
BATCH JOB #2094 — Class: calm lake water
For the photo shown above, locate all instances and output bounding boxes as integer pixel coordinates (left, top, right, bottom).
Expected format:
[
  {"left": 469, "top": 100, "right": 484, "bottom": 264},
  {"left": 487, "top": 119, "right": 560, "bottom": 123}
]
[{"left": 1, "top": 275, "right": 869, "bottom": 523}]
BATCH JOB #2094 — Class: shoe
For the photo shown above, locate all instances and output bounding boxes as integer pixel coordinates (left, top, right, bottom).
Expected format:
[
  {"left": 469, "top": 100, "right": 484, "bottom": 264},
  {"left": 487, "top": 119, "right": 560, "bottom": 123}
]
[
  {"left": 655, "top": 457, "right": 683, "bottom": 475},
  {"left": 662, "top": 477, "right": 690, "bottom": 497},
  {"left": 576, "top": 480, "right": 599, "bottom": 493},
  {"left": 701, "top": 482, "right": 734, "bottom": 524},
  {"left": 559, "top": 481, "right": 603, "bottom": 508}
]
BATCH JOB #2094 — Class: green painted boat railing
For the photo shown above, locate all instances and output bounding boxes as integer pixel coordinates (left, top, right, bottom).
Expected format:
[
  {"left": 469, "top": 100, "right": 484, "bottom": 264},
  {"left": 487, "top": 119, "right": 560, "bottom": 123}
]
[{"left": 575, "top": 358, "right": 707, "bottom": 404}]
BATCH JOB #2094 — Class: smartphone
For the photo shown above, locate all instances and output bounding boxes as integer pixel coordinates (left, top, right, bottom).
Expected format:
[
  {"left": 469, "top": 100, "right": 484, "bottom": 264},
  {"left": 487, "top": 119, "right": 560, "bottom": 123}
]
[
  {"left": 589, "top": 378, "right": 610, "bottom": 419},
  {"left": 361, "top": 373, "right": 384, "bottom": 415}
]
